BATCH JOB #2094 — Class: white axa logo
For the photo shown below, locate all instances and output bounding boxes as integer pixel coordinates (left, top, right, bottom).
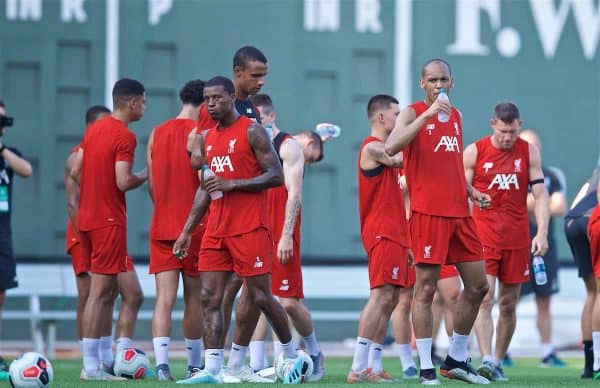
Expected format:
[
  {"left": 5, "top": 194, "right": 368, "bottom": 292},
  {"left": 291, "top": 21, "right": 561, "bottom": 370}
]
[
  {"left": 210, "top": 155, "right": 234, "bottom": 173},
  {"left": 434, "top": 136, "right": 460, "bottom": 152},
  {"left": 279, "top": 279, "right": 290, "bottom": 291},
  {"left": 424, "top": 245, "right": 432, "bottom": 258},
  {"left": 391, "top": 266, "right": 399, "bottom": 280},
  {"left": 254, "top": 256, "right": 264, "bottom": 268},
  {"left": 488, "top": 173, "right": 520, "bottom": 190},
  {"left": 228, "top": 138, "right": 237, "bottom": 154}
]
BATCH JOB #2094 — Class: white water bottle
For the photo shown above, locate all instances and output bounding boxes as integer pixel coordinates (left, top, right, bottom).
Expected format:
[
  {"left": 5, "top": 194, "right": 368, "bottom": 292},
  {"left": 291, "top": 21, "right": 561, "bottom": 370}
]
[
  {"left": 532, "top": 256, "right": 547, "bottom": 285},
  {"left": 437, "top": 88, "right": 450, "bottom": 123},
  {"left": 202, "top": 164, "right": 223, "bottom": 200},
  {"left": 314, "top": 123, "right": 341, "bottom": 141}
]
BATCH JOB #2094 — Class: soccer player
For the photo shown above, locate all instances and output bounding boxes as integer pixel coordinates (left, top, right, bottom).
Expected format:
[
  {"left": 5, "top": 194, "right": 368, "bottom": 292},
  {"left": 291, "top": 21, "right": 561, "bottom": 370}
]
[
  {"left": 385, "top": 59, "right": 490, "bottom": 385},
  {"left": 566, "top": 167, "right": 600, "bottom": 377},
  {"left": 586, "top": 175, "right": 600, "bottom": 379},
  {"left": 173, "top": 76, "right": 303, "bottom": 384},
  {"left": 519, "top": 129, "right": 568, "bottom": 367},
  {"left": 147, "top": 80, "right": 206, "bottom": 381},
  {"left": 73, "top": 79, "right": 148, "bottom": 380},
  {"left": 465, "top": 103, "right": 549, "bottom": 381},
  {"left": 240, "top": 94, "right": 324, "bottom": 380},
  {"left": 346, "top": 94, "right": 413, "bottom": 383}
]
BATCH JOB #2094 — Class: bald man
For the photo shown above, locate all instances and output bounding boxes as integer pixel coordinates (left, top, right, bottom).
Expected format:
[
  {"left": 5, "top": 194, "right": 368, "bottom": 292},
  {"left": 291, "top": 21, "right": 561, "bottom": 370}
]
[{"left": 519, "top": 129, "right": 567, "bottom": 367}]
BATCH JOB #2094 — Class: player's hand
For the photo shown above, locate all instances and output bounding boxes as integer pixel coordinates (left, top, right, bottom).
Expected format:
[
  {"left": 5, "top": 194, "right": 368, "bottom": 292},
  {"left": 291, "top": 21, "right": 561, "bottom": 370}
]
[
  {"left": 531, "top": 234, "right": 549, "bottom": 256},
  {"left": 424, "top": 98, "right": 451, "bottom": 119},
  {"left": 204, "top": 175, "right": 234, "bottom": 193},
  {"left": 136, "top": 167, "right": 148, "bottom": 181},
  {"left": 277, "top": 235, "right": 293, "bottom": 264},
  {"left": 173, "top": 232, "right": 191, "bottom": 259},
  {"left": 407, "top": 249, "right": 414, "bottom": 267},
  {"left": 470, "top": 189, "right": 491, "bottom": 209}
]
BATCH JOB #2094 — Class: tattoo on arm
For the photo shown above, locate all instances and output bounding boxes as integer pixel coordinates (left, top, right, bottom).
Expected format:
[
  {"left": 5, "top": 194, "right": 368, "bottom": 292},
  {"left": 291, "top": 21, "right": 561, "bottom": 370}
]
[{"left": 182, "top": 187, "right": 211, "bottom": 234}]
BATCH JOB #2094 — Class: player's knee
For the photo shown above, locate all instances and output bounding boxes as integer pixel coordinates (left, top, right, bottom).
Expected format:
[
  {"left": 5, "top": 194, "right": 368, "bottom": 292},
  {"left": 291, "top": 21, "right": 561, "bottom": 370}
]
[
  {"left": 416, "top": 282, "right": 437, "bottom": 302},
  {"left": 479, "top": 294, "right": 494, "bottom": 312},
  {"left": 200, "top": 286, "right": 221, "bottom": 309},
  {"left": 498, "top": 297, "right": 517, "bottom": 316},
  {"left": 465, "top": 278, "right": 489, "bottom": 298}
]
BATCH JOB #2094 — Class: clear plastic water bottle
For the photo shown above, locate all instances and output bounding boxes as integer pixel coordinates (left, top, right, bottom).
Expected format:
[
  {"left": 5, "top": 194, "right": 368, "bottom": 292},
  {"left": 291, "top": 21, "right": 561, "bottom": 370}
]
[
  {"left": 437, "top": 88, "right": 450, "bottom": 123},
  {"left": 532, "top": 256, "right": 547, "bottom": 285},
  {"left": 202, "top": 164, "right": 223, "bottom": 200},
  {"left": 314, "top": 123, "right": 341, "bottom": 141}
]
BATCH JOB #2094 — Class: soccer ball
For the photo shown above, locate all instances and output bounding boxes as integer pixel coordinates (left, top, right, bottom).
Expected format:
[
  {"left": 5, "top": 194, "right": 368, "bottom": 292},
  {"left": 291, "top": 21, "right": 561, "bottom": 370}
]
[
  {"left": 8, "top": 352, "right": 53, "bottom": 387},
  {"left": 113, "top": 348, "right": 149, "bottom": 379},
  {"left": 275, "top": 350, "right": 313, "bottom": 383}
]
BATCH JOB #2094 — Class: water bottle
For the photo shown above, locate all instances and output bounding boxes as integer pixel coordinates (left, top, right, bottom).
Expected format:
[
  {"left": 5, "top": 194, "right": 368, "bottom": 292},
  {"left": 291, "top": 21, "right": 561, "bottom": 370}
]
[
  {"left": 314, "top": 123, "right": 341, "bottom": 141},
  {"left": 437, "top": 88, "right": 450, "bottom": 123},
  {"left": 202, "top": 164, "right": 223, "bottom": 200},
  {"left": 532, "top": 256, "right": 547, "bottom": 285}
]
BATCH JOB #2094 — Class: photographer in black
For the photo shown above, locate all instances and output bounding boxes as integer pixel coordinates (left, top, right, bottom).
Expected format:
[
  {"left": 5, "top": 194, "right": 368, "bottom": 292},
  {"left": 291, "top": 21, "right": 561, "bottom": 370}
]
[{"left": 0, "top": 100, "right": 32, "bottom": 370}]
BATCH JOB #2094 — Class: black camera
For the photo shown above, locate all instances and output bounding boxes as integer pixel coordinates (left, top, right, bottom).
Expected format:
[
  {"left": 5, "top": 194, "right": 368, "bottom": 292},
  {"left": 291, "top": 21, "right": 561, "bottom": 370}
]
[{"left": 0, "top": 115, "right": 13, "bottom": 127}]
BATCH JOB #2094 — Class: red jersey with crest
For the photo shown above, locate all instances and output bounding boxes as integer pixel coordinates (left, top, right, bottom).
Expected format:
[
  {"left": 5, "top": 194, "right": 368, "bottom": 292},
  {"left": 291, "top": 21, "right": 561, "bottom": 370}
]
[
  {"left": 66, "top": 144, "right": 82, "bottom": 251},
  {"left": 472, "top": 136, "right": 531, "bottom": 249},
  {"left": 358, "top": 137, "right": 409, "bottom": 252},
  {"left": 268, "top": 132, "right": 301, "bottom": 242},
  {"left": 204, "top": 115, "right": 269, "bottom": 237},
  {"left": 150, "top": 118, "right": 204, "bottom": 240},
  {"left": 78, "top": 116, "right": 136, "bottom": 231},
  {"left": 404, "top": 101, "right": 470, "bottom": 217}
]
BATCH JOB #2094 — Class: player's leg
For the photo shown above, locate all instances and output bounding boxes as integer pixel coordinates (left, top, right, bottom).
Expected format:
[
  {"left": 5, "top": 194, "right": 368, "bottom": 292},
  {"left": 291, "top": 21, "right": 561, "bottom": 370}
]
[
  {"left": 492, "top": 281, "right": 521, "bottom": 380},
  {"left": 392, "top": 286, "right": 417, "bottom": 379},
  {"left": 183, "top": 273, "right": 205, "bottom": 376},
  {"left": 222, "top": 273, "right": 244, "bottom": 346},
  {"left": 583, "top": 274, "right": 596, "bottom": 377},
  {"left": 430, "top": 290, "right": 445, "bottom": 365},
  {"left": 151, "top": 269, "right": 179, "bottom": 379},
  {"left": 116, "top": 262, "right": 144, "bottom": 352},
  {"left": 474, "top": 274, "right": 497, "bottom": 364},
  {"left": 249, "top": 313, "right": 270, "bottom": 372},
  {"left": 75, "top": 273, "right": 91, "bottom": 343},
  {"left": 437, "top": 270, "right": 461, "bottom": 338}
]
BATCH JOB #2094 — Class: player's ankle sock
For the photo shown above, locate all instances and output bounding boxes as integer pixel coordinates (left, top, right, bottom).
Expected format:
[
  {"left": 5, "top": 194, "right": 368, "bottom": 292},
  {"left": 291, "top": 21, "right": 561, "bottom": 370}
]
[
  {"left": 584, "top": 340, "right": 594, "bottom": 372},
  {"left": 351, "top": 337, "right": 371, "bottom": 372},
  {"left": 116, "top": 337, "right": 133, "bottom": 353},
  {"left": 82, "top": 338, "right": 100, "bottom": 375},
  {"left": 593, "top": 332, "right": 600, "bottom": 370},
  {"left": 302, "top": 331, "right": 320, "bottom": 357},
  {"left": 368, "top": 342, "right": 384, "bottom": 373},
  {"left": 448, "top": 332, "right": 469, "bottom": 362},
  {"left": 185, "top": 338, "right": 204, "bottom": 367},
  {"left": 249, "top": 341, "right": 267, "bottom": 371},
  {"left": 273, "top": 341, "right": 283, "bottom": 362},
  {"left": 227, "top": 343, "right": 248, "bottom": 371},
  {"left": 541, "top": 342, "right": 554, "bottom": 359},
  {"left": 79, "top": 339, "right": 84, "bottom": 358},
  {"left": 152, "top": 337, "right": 170, "bottom": 366},
  {"left": 395, "top": 343, "right": 416, "bottom": 371},
  {"left": 482, "top": 355, "right": 495, "bottom": 364},
  {"left": 205, "top": 349, "right": 224, "bottom": 375},
  {"left": 99, "top": 336, "right": 114, "bottom": 367},
  {"left": 415, "top": 338, "right": 434, "bottom": 370},
  {"left": 281, "top": 339, "right": 298, "bottom": 359}
]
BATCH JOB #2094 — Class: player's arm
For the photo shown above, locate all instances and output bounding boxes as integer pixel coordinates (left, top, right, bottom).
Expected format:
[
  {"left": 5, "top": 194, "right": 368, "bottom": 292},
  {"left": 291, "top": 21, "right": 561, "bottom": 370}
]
[
  {"left": 65, "top": 153, "right": 80, "bottom": 234},
  {"left": 190, "top": 133, "right": 204, "bottom": 170},
  {"left": 463, "top": 143, "right": 490, "bottom": 209},
  {"left": 69, "top": 148, "right": 83, "bottom": 184},
  {"left": 277, "top": 139, "right": 304, "bottom": 264},
  {"left": 203, "top": 124, "right": 283, "bottom": 194},
  {"left": 529, "top": 143, "right": 550, "bottom": 256},
  {"left": 146, "top": 129, "right": 155, "bottom": 202},
  {"left": 173, "top": 186, "right": 211, "bottom": 257},
  {"left": 364, "top": 141, "right": 403, "bottom": 168},
  {"left": 116, "top": 161, "right": 147, "bottom": 192},
  {"left": 0, "top": 147, "right": 32, "bottom": 177}
]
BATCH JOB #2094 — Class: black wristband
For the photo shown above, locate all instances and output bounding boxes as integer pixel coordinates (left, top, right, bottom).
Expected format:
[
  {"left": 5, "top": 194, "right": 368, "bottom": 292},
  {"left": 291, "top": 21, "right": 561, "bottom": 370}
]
[
  {"left": 0, "top": 145, "right": 6, "bottom": 154},
  {"left": 529, "top": 178, "right": 544, "bottom": 186}
]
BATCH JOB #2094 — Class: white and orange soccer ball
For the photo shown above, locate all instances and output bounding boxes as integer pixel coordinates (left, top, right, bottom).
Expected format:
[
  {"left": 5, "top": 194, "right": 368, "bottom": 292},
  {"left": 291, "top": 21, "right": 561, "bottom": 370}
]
[
  {"left": 9, "top": 352, "right": 53, "bottom": 387},
  {"left": 113, "top": 348, "right": 149, "bottom": 379}
]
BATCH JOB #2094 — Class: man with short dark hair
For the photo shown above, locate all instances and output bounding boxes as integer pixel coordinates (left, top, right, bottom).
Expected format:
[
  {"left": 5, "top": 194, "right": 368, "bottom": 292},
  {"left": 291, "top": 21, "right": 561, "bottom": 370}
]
[
  {"left": 73, "top": 78, "right": 148, "bottom": 380},
  {"left": 173, "top": 76, "right": 303, "bottom": 384},
  {"left": 465, "top": 103, "right": 549, "bottom": 381},
  {"left": 0, "top": 99, "right": 33, "bottom": 371}
]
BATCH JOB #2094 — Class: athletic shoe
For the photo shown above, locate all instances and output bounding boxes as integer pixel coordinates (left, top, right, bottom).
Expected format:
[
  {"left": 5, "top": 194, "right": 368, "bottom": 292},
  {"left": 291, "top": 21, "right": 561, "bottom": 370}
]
[
  {"left": 593, "top": 369, "right": 600, "bottom": 380},
  {"left": 177, "top": 369, "right": 228, "bottom": 384},
  {"left": 369, "top": 369, "right": 395, "bottom": 382},
  {"left": 186, "top": 365, "right": 204, "bottom": 379},
  {"left": 403, "top": 366, "right": 419, "bottom": 379},
  {"left": 541, "top": 353, "right": 566, "bottom": 367},
  {"left": 440, "top": 356, "right": 490, "bottom": 384},
  {"left": 582, "top": 367, "right": 593, "bottom": 379},
  {"left": 503, "top": 353, "right": 513, "bottom": 367},
  {"left": 347, "top": 370, "right": 367, "bottom": 383},
  {"left": 278, "top": 356, "right": 303, "bottom": 384},
  {"left": 100, "top": 362, "right": 115, "bottom": 376},
  {"left": 346, "top": 369, "right": 393, "bottom": 383},
  {"left": 156, "top": 364, "right": 174, "bottom": 381},
  {"left": 222, "top": 365, "right": 275, "bottom": 383},
  {"left": 477, "top": 361, "right": 508, "bottom": 381},
  {"left": 307, "top": 351, "right": 324, "bottom": 382},
  {"left": 419, "top": 368, "right": 441, "bottom": 385},
  {"left": 80, "top": 369, "right": 127, "bottom": 381},
  {"left": 0, "top": 357, "right": 8, "bottom": 372}
]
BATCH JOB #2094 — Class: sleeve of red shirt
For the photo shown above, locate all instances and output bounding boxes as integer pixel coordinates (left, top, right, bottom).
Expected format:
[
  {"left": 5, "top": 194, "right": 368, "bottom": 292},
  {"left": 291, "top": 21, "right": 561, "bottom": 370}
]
[{"left": 115, "top": 130, "right": 136, "bottom": 162}]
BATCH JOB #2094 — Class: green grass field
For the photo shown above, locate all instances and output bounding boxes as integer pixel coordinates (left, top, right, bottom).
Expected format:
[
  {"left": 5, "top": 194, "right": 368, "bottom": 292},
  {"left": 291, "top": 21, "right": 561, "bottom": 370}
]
[{"left": 2, "top": 357, "right": 597, "bottom": 387}]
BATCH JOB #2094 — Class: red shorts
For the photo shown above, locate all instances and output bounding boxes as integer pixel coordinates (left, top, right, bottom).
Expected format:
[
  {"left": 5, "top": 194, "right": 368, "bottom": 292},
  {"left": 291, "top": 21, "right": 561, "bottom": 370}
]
[
  {"left": 409, "top": 212, "right": 483, "bottom": 266},
  {"left": 588, "top": 215, "right": 600, "bottom": 278},
  {"left": 67, "top": 241, "right": 90, "bottom": 276},
  {"left": 483, "top": 245, "right": 530, "bottom": 284},
  {"left": 149, "top": 237, "right": 201, "bottom": 276},
  {"left": 271, "top": 238, "right": 303, "bottom": 298},
  {"left": 81, "top": 225, "right": 128, "bottom": 275},
  {"left": 439, "top": 264, "right": 459, "bottom": 280},
  {"left": 199, "top": 227, "right": 273, "bottom": 277},
  {"left": 368, "top": 238, "right": 414, "bottom": 289}
]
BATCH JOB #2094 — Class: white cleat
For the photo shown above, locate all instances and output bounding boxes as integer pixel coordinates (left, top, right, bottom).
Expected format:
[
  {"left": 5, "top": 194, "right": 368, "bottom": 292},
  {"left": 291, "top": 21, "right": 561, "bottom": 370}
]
[
  {"left": 222, "top": 365, "right": 276, "bottom": 383},
  {"left": 80, "top": 368, "right": 126, "bottom": 381}
]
